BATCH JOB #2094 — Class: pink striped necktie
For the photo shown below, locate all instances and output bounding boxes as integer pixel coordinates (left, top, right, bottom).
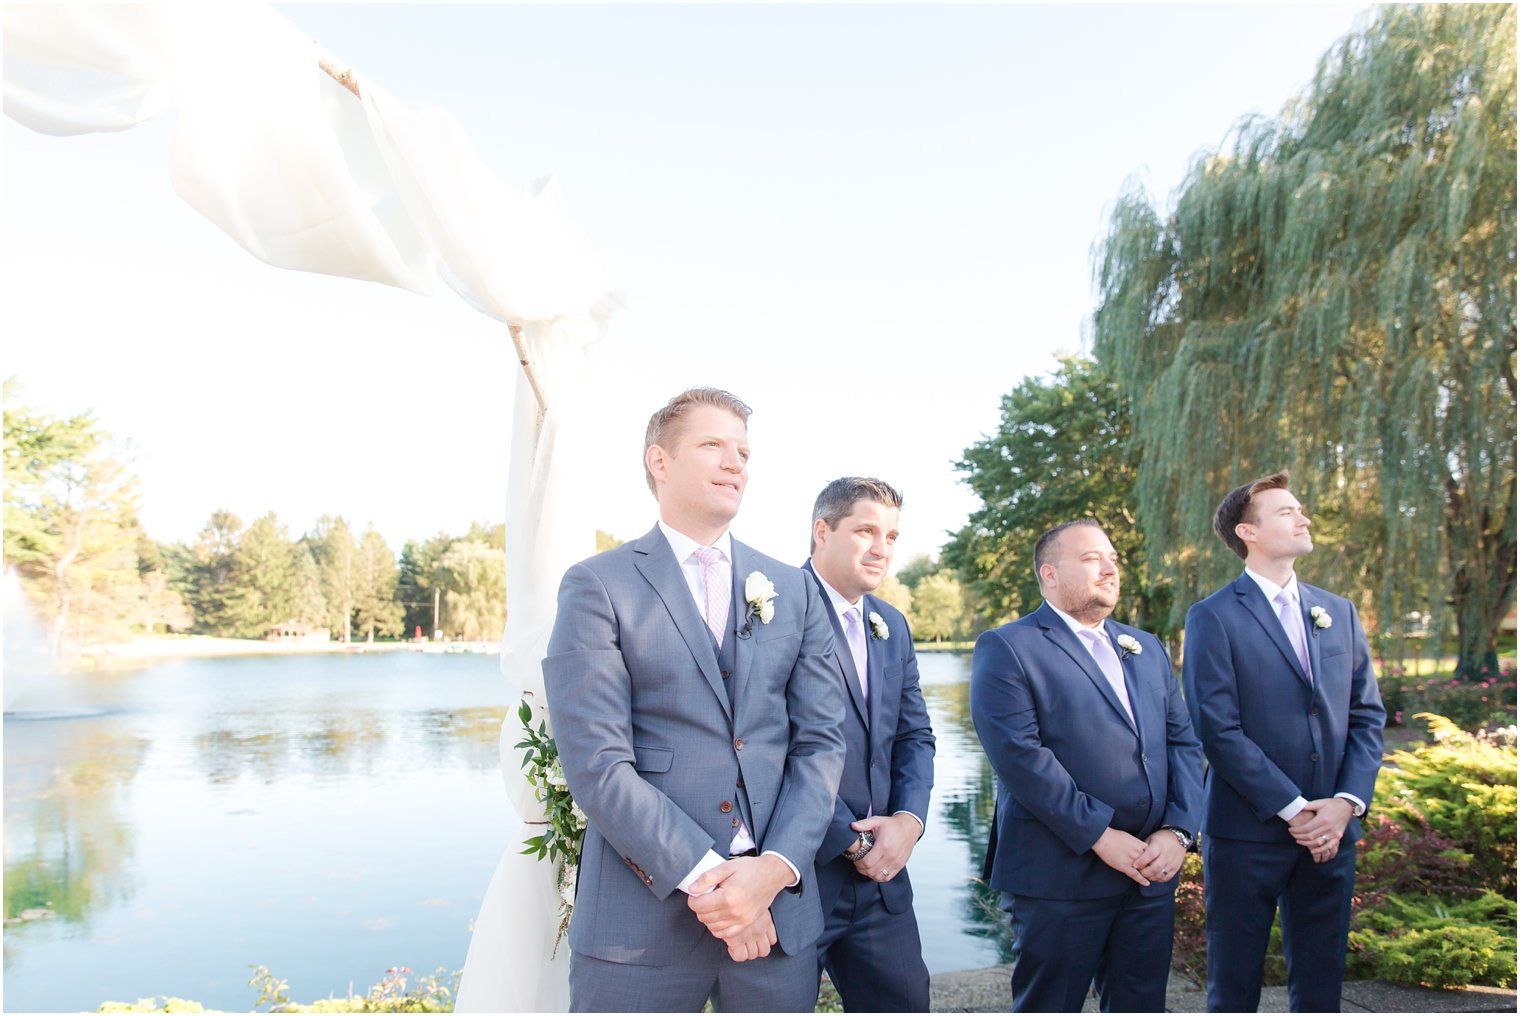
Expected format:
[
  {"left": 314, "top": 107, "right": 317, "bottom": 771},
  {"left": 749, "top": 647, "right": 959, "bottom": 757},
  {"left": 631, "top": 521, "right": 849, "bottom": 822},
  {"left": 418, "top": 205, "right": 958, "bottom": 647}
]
[
  {"left": 1274, "top": 590, "right": 1313, "bottom": 682},
  {"left": 693, "top": 546, "right": 729, "bottom": 647}
]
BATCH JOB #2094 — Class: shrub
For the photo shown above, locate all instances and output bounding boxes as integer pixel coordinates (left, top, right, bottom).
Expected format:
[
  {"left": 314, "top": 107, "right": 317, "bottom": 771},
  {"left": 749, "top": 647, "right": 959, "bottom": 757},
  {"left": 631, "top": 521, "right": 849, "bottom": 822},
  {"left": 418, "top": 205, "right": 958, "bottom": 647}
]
[
  {"left": 1379, "top": 666, "right": 1516, "bottom": 731},
  {"left": 1347, "top": 892, "right": 1517, "bottom": 988}
]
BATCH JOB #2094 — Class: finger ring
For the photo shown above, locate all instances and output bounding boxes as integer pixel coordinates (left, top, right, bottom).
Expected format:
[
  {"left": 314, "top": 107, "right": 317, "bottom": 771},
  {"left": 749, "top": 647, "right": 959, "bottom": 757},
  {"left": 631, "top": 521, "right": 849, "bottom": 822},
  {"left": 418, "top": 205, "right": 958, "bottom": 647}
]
[
  {"left": 1319, "top": 834, "right": 1328, "bottom": 843},
  {"left": 880, "top": 868, "right": 890, "bottom": 878}
]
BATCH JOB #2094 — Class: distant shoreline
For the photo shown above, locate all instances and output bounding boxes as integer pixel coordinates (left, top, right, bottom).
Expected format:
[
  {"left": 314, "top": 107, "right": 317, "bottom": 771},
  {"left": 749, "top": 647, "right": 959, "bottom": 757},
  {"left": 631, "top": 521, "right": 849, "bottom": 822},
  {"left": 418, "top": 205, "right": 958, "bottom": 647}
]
[{"left": 79, "top": 635, "right": 500, "bottom": 669}]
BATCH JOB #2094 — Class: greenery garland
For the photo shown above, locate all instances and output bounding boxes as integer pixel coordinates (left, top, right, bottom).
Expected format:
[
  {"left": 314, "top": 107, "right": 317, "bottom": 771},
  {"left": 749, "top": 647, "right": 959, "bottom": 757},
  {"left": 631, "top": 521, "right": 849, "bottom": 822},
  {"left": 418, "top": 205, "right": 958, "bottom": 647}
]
[{"left": 516, "top": 700, "right": 586, "bottom": 952}]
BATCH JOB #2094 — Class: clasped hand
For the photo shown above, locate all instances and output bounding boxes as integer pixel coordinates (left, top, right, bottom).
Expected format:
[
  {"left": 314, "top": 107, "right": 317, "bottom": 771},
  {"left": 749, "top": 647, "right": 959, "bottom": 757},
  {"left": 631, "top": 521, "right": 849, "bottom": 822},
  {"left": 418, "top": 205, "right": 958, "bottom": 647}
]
[
  {"left": 1288, "top": 798, "right": 1352, "bottom": 863},
  {"left": 848, "top": 813, "right": 922, "bottom": 881},
  {"left": 686, "top": 854, "right": 791, "bottom": 962},
  {"left": 1091, "top": 826, "right": 1185, "bottom": 886}
]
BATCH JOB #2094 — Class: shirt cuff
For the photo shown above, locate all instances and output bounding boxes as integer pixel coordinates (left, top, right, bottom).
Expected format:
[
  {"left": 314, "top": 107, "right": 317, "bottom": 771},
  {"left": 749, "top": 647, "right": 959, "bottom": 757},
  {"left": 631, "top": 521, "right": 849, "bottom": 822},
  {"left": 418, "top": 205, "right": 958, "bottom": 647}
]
[
  {"left": 762, "top": 850, "right": 801, "bottom": 888},
  {"left": 676, "top": 850, "right": 727, "bottom": 895},
  {"left": 1277, "top": 795, "right": 1309, "bottom": 822},
  {"left": 893, "top": 810, "right": 926, "bottom": 838},
  {"left": 1334, "top": 792, "right": 1367, "bottom": 817}
]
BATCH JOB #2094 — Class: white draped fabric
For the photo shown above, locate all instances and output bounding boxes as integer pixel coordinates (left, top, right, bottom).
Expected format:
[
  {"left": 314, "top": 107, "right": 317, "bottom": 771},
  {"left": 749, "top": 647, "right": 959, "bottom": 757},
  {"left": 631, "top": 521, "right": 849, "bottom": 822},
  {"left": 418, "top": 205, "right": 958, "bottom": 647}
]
[{"left": 6, "top": 4, "right": 621, "bottom": 1010}]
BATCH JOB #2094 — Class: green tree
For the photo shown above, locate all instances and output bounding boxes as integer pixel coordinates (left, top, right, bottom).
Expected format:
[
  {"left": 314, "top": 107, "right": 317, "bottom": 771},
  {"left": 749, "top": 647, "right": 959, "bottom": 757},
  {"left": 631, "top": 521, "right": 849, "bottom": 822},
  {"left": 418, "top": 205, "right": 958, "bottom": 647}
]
[
  {"left": 186, "top": 510, "right": 264, "bottom": 637},
  {"left": 433, "top": 539, "right": 506, "bottom": 640},
  {"left": 309, "top": 516, "right": 358, "bottom": 642},
  {"left": 1093, "top": 5, "right": 1516, "bottom": 675},
  {"left": 872, "top": 573, "right": 914, "bottom": 620},
  {"left": 895, "top": 553, "right": 939, "bottom": 592},
  {"left": 942, "top": 356, "right": 1170, "bottom": 639},
  {"left": 353, "top": 528, "right": 403, "bottom": 642},
  {"left": 235, "top": 513, "right": 301, "bottom": 628},
  {"left": 910, "top": 572, "right": 965, "bottom": 641},
  {"left": 4, "top": 385, "right": 145, "bottom": 656},
  {"left": 595, "top": 529, "right": 623, "bottom": 552}
]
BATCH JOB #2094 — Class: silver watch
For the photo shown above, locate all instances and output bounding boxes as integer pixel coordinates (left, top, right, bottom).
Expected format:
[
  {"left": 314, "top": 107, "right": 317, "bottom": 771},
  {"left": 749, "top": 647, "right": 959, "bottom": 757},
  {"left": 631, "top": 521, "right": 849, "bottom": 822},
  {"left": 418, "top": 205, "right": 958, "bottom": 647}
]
[
  {"left": 843, "top": 829, "right": 875, "bottom": 862},
  {"left": 1163, "top": 826, "right": 1194, "bottom": 850}
]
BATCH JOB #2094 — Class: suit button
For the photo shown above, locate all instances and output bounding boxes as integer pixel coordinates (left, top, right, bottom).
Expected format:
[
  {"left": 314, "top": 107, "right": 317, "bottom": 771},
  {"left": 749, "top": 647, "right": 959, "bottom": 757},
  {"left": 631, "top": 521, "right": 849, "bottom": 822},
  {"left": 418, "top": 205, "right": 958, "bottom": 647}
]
[
  {"left": 732, "top": 818, "right": 740, "bottom": 828},
  {"left": 734, "top": 738, "right": 744, "bottom": 750},
  {"left": 736, "top": 777, "right": 745, "bottom": 789},
  {"left": 720, "top": 800, "right": 733, "bottom": 813},
  {"left": 1311, "top": 752, "right": 1320, "bottom": 762},
  {"left": 722, "top": 669, "right": 730, "bottom": 680},
  {"left": 1138, "top": 798, "right": 1148, "bottom": 807},
  {"left": 1310, "top": 708, "right": 1319, "bottom": 717},
  {"left": 1141, "top": 753, "right": 1149, "bottom": 764}
]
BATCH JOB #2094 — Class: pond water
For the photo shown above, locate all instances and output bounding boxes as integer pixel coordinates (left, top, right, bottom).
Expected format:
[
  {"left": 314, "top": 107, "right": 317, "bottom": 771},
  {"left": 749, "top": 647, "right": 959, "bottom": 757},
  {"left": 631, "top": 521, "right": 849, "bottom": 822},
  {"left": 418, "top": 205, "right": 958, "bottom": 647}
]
[{"left": 2, "top": 651, "right": 1006, "bottom": 1011}]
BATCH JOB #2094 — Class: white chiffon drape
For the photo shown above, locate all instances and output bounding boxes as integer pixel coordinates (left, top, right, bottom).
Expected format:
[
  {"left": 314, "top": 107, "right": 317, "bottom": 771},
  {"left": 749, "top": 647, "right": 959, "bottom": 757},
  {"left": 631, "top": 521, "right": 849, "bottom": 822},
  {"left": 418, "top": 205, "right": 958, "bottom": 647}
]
[{"left": 5, "top": 5, "right": 620, "bottom": 1010}]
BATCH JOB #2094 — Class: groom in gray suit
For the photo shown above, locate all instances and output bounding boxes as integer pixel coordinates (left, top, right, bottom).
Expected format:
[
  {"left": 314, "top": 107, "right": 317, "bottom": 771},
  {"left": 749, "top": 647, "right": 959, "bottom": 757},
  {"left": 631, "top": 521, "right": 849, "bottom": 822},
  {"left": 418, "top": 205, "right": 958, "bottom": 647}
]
[{"left": 544, "top": 387, "right": 846, "bottom": 1012}]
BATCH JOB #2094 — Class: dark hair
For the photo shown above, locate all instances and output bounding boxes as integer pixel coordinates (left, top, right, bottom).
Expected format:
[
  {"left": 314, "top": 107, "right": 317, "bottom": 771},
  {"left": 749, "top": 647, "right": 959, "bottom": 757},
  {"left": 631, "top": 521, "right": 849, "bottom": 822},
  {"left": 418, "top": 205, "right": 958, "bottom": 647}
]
[
  {"left": 643, "top": 387, "right": 752, "bottom": 495},
  {"left": 810, "top": 477, "right": 903, "bottom": 554},
  {"left": 1213, "top": 471, "right": 1291, "bottom": 559},
  {"left": 1032, "top": 519, "right": 1105, "bottom": 579}
]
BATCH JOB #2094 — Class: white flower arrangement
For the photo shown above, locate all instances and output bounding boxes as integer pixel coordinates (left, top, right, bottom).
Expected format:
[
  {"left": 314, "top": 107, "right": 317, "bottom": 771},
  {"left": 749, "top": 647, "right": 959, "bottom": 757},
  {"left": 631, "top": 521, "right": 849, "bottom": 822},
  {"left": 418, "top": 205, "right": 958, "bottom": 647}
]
[
  {"left": 744, "top": 571, "right": 777, "bottom": 626},
  {"left": 1309, "top": 605, "right": 1331, "bottom": 632},
  {"left": 868, "top": 611, "right": 889, "bottom": 640},
  {"left": 1115, "top": 633, "right": 1142, "bottom": 659}
]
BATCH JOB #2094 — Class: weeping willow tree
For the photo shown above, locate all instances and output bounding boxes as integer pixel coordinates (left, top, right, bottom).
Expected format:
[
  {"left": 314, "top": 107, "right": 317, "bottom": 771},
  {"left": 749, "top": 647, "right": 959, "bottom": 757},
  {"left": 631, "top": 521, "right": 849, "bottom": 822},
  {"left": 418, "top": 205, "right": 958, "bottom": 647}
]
[{"left": 1093, "top": 5, "right": 1516, "bottom": 678}]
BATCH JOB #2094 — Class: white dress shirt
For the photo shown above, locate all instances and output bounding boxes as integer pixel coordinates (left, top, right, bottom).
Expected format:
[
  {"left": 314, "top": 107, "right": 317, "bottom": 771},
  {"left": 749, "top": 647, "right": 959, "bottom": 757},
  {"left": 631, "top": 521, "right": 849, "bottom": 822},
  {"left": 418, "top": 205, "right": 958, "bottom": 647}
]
[
  {"left": 1242, "top": 568, "right": 1366, "bottom": 822},
  {"left": 657, "top": 522, "right": 800, "bottom": 893}
]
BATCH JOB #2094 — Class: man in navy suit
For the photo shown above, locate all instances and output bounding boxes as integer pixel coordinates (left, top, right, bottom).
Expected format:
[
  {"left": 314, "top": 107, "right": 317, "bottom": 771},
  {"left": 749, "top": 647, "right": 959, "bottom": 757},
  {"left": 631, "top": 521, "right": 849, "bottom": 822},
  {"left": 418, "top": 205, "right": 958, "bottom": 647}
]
[
  {"left": 1183, "top": 472, "right": 1384, "bottom": 1012},
  {"left": 971, "top": 519, "right": 1203, "bottom": 1012},
  {"left": 803, "top": 477, "right": 936, "bottom": 1012}
]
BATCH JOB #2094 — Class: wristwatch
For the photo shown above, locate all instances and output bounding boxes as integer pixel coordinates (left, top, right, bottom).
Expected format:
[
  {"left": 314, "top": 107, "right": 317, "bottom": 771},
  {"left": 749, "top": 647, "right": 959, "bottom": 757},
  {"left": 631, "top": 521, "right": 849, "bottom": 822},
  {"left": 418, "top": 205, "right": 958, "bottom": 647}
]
[
  {"left": 843, "top": 830, "right": 875, "bottom": 862},
  {"left": 1162, "top": 825, "right": 1195, "bottom": 851}
]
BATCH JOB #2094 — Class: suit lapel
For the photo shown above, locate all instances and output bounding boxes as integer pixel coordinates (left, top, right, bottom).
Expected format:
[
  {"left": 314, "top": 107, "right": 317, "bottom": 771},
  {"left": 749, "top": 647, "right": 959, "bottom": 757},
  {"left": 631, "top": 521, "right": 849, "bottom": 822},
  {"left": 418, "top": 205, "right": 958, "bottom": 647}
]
[
  {"left": 632, "top": 525, "right": 731, "bottom": 720},
  {"left": 729, "top": 541, "right": 755, "bottom": 712},
  {"left": 1233, "top": 574, "right": 1310, "bottom": 686},
  {"left": 804, "top": 561, "right": 869, "bottom": 727},
  {"left": 1301, "top": 585, "right": 1324, "bottom": 688},
  {"left": 863, "top": 596, "right": 889, "bottom": 737},
  {"left": 1035, "top": 602, "right": 1137, "bottom": 735},
  {"left": 1104, "top": 619, "right": 1144, "bottom": 740}
]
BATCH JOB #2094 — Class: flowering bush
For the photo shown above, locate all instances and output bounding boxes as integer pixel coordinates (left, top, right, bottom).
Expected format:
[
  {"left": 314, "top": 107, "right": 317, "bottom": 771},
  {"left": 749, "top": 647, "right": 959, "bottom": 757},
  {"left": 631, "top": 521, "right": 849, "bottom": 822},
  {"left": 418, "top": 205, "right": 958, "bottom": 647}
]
[{"left": 1379, "top": 664, "right": 1516, "bottom": 732}]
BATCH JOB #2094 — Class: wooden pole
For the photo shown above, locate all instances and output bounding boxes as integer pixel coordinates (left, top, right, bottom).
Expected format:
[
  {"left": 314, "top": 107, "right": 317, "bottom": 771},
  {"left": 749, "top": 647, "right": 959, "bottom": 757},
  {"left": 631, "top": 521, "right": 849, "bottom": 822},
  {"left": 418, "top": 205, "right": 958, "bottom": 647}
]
[{"left": 316, "top": 50, "right": 550, "bottom": 444}]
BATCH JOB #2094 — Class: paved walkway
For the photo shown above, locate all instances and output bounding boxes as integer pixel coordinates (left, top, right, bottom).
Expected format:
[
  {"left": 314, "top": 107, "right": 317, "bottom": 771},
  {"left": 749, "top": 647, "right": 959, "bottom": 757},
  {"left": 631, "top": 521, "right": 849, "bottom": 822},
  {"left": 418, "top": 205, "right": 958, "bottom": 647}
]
[{"left": 928, "top": 966, "right": 1518, "bottom": 1012}]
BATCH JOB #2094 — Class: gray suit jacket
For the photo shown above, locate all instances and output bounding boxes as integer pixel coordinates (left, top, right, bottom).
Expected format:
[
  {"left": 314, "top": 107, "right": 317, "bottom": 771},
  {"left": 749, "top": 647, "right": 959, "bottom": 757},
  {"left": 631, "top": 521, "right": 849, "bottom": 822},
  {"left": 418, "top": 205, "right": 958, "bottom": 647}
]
[{"left": 543, "top": 525, "right": 846, "bottom": 966}]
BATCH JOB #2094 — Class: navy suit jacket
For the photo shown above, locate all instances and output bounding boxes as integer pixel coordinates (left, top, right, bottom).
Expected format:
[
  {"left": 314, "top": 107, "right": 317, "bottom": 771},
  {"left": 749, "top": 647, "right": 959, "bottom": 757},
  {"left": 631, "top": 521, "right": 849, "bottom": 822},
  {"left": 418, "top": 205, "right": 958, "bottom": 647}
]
[
  {"left": 971, "top": 602, "right": 1203, "bottom": 900},
  {"left": 804, "top": 561, "right": 936, "bottom": 917},
  {"left": 1181, "top": 574, "right": 1385, "bottom": 844}
]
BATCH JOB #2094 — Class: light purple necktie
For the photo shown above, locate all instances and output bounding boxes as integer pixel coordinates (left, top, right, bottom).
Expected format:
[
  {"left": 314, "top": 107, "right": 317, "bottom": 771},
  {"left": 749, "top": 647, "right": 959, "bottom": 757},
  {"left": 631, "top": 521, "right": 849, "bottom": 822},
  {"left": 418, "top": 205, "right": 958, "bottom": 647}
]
[
  {"left": 1078, "top": 628, "right": 1134, "bottom": 722},
  {"left": 693, "top": 546, "right": 729, "bottom": 647},
  {"left": 1274, "top": 590, "right": 1313, "bottom": 682},
  {"left": 843, "top": 607, "right": 869, "bottom": 700}
]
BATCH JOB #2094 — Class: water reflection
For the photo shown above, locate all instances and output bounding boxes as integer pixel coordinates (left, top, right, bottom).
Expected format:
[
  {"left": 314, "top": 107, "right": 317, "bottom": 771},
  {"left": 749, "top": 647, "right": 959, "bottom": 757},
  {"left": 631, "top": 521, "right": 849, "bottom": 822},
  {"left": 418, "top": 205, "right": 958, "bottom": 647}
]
[
  {"left": 3, "top": 725, "right": 149, "bottom": 949},
  {"left": 3, "top": 651, "right": 1007, "bottom": 1009},
  {"left": 920, "top": 660, "right": 1015, "bottom": 964}
]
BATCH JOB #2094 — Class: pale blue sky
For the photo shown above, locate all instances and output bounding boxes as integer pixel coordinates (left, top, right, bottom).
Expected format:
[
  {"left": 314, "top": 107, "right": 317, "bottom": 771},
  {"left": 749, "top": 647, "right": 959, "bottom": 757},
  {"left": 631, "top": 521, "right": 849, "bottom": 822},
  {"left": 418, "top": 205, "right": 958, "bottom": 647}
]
[{"left": 4, "top": 3, "right": 1370, "bottom": 570}]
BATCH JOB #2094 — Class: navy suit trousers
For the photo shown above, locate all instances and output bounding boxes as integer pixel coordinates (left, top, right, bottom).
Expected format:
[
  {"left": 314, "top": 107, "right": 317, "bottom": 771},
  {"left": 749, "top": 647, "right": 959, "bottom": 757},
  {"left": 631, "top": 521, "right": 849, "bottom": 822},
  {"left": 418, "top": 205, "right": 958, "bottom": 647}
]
[
  {"left": 1004, "top": 885, "right": 1175, "bottom": 1013},
  {"left": 1203, "top": 835, "right": 1357, "bottom": 1013},
  {"left": 816, "top": 872, "right": 930, "bottom": 1012}
]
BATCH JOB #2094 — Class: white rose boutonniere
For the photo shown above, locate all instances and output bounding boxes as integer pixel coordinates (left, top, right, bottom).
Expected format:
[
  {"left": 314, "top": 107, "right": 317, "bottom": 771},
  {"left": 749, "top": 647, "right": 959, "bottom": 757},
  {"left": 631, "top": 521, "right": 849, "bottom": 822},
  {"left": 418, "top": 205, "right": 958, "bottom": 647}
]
[
  {"left": 742, "top": 571, "right": 778, "bottom": 635},
  {"left": 1115, "top": 633, "right": 1142, "bottom": 659},
  {"left": 868, "top": 611, "right": 889, "bottom": 640},
  {"left": 1309, "top": 605, "right": 1331, "bottom": 633}
]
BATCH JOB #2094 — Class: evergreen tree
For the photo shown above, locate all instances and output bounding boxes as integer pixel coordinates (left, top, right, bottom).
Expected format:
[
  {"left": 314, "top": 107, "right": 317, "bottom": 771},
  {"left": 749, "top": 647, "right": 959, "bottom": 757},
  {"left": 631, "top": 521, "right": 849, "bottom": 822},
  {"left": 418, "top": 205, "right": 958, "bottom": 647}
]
[
  {"left": 1094, "top": 6, "right": 1515, "bottom": 675},
  {"left": 353, "top": 527, "right": 403, "bottom": 641},
  {"left": 188, "top": 510, "right": 262, "bottom": 637},
  {"left": 309, "top": 516, "right": 358, "bottom": 642},
  {"left": 4, "top": 384, "right": 146, "bottom": 656}
]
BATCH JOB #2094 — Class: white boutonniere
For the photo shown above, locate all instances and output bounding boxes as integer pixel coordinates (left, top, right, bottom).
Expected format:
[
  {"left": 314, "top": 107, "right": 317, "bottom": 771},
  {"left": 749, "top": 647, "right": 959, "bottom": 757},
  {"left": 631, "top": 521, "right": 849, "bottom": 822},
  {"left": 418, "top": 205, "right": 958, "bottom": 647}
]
[
  {"left": 1115, "top": 633, "right": 1142, "bottom": 659},
  {"left": 868, "top": 611, "right": 889, "bottom": 640},
  {"left": 1309, "top": 605, "right": 1331, "bottom": 633},
  {"left": 742, "top": 571, "right": 777, "bottom": 635}
]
